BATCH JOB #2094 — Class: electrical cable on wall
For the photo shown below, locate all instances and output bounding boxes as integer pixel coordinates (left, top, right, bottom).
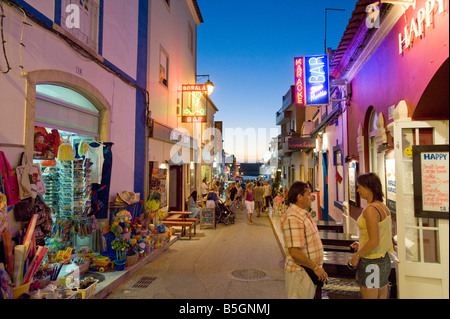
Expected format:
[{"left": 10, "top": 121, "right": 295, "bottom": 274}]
[
  {"left": 4, "top": 0, "right": 152, "bottom": 129},
  {"left": 0, "top": 0, "right": 11, "bottom": 74}
]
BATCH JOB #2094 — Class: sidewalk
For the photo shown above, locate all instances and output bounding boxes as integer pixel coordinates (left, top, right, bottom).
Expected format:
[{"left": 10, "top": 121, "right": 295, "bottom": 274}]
[{"left": 86, "top": 236, "right": 178, "bottom": 299}]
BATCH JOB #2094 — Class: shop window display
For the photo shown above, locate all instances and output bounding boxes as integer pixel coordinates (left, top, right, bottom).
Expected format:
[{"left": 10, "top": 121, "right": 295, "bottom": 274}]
[{"left": 33, "top": 126, "right": 99, "bottom": 253}]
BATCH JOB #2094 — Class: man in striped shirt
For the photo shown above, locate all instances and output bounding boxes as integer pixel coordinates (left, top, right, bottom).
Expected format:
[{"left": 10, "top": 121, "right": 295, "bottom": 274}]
[{"left": 281, "top": 181, "right": 328, "bottom": 299}]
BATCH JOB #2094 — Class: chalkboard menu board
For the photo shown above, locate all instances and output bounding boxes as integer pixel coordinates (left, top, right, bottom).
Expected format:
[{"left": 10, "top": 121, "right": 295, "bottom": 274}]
[
  {"left": 413, "top": 145, "right": 449, "bottom": 219},
  {"left": 200, "top": 208, "right": 216, "bottom": 229}
]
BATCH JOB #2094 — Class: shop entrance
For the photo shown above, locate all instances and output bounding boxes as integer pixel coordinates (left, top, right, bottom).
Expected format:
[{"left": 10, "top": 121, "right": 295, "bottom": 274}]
[
  {"left": 391, "top": 105, "right": 449, "bottom": 299},
  {"left": 33, "top": 84, "right": 105, "bottom": 253},
  {"left": 169, "top": 165, "right": 183, "bottom": 211}
]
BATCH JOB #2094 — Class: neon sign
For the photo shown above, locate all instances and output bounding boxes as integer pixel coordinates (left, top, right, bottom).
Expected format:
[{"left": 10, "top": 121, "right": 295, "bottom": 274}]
[
  {"left": 305, "top": 55, "right": 330, "bottom": 105},
  {"left": 183, "top": 116, "right": 206, "bottom": 123},
  {"left": 182, "top": 84, "right": 208, "bottom": 92},
  {"left": 398, "top": 0, "right": 445, "bottom": 54},
  {"left": 294, "top": 57, "right": 305, "bottom": 106},
  {"left": 181, "top": 88, "right": 207, "bottom": 123},
  {"left": 294, "top": 55, "right": 330, "bottom": 106}
]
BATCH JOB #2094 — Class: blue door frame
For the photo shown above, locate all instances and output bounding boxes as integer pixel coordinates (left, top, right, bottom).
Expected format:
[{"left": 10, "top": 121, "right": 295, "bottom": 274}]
[{"left": 322, "top": 152, "right": 329, "bottom": 221}]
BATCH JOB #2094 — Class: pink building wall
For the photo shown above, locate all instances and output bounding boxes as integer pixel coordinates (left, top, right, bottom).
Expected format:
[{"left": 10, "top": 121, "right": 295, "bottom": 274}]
[{"left": 348, "top": 0, "right": 449, "bottom": 161}]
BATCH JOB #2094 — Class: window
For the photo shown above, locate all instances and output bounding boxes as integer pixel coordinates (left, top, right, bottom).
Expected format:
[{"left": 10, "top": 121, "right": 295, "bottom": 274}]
[
  {"left": 61, "top": 0, "right": 100, "bottom": 52},
  {"left": 160, "top": 49, "right": 169, "bottom": 87},
  {"left": 368, "top": 109, "right": 378, "bottom": 172}
]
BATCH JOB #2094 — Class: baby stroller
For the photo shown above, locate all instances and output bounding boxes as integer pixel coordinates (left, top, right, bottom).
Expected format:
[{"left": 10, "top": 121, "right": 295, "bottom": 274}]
[{"left": 215, "top": 198, "right": 236, "bottom": 225}]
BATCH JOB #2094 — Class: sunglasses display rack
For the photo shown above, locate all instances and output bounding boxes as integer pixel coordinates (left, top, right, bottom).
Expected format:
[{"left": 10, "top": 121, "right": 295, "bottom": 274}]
[
  {"left": 45, "top": 157, "right": 94, "bottom": 249},
  {"left": 41, "top": 166, "right": 60, "bottom": 216}
]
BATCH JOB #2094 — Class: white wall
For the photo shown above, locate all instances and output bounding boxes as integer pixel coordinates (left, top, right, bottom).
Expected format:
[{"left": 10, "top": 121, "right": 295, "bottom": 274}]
[
  {"left": 0, "top": 2, "right": 141, "bottom": 232},
  {"left": 102, "top": 0, "right": 139, "bottom": 79},
  {"left": 147, "top": 0, "right": 198, "bottom": 129}
]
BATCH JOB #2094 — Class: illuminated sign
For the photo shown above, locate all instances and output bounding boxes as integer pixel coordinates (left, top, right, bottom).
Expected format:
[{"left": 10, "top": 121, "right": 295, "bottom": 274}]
[
  {"left": 181, "top": 87, "right": 207, "bottom": 123},
  {"left": 294, "top": 57, "right": 305, "bottom": 106},
  {"left": 183, "top": 116, "right": 206, "bottom": 123},
  {"left": 182, "top": 84, "right": 208, "bottom": 92},
  {"left": 288, "top": 137, "right": 316, "bottom": 150},
  {"left": 305, "top": 55, "right": 330, "bottom": 105},
  {"left": 294, "top": 54, "right": 330, "bottom": 106},
  {"left": 398, "top": 0, "right": 445, "bottom": 54}
]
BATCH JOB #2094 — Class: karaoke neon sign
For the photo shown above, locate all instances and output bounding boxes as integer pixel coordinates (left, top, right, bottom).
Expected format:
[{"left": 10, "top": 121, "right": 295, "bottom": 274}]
[{"left": 294, "top": 54, "right": 330, "bottom": 106}]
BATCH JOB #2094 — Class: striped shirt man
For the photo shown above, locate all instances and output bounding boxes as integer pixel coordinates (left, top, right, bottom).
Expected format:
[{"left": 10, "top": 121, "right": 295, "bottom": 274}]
[{"left": 281, "top": 204, "right": 324, "bottom": 273}]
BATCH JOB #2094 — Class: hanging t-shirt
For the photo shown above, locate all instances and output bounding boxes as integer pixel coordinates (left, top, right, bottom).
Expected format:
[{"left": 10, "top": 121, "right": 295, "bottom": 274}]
[{"left": 86, "top": 142, "right": 104, "bottom": 184}]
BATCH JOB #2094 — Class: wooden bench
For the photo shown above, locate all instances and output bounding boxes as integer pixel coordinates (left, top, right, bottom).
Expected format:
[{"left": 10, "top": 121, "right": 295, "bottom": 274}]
[
  {"left": 165, "top": 217, "right": 199, "bottom": 225},
  {"left": 321, "top": 232, "right": 358, "bottom": 252},
  {"left": 161, "top": 220, "right": 196, "bottom": 239},
  {"left": 317, "top": 221, "right": 344, "bottom": 233}
]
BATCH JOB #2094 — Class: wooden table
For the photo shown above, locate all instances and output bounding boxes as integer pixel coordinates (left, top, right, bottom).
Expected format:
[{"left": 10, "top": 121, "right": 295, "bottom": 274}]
[
  {"left": 317, "top": 220, "right": 344, "bottom": 233},
  {"left": 167, "top": 211, "right": 191, "bottom": 221},
  {"left": 164, "top": 211, "right": 196, "bottom": 238}
]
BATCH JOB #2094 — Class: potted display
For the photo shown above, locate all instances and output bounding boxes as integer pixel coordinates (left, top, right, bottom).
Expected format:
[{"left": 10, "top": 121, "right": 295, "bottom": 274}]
[{"left": 111, "top": 239, "right": 129, "bottom": 271}]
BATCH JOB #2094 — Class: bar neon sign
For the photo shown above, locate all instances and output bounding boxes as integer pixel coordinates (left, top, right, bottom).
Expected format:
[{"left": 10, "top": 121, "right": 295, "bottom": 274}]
[
  {"left": 294, "top": 54, "right": 330, "bottom": 106},
  {"left": 294, "top": 57, "right": 305, "bottom": 106}
]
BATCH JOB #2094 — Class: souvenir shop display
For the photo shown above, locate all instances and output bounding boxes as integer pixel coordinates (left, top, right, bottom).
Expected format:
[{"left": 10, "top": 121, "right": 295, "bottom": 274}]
[{"left": 1, "top": 127, "right": 176, "bottom": 299}]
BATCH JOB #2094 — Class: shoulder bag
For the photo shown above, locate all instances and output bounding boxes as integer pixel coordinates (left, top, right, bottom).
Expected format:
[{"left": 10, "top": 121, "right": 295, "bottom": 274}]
[
  {"left": 0, "top": 151, "right": 20, "bottom": 206},
  {"left": 15, "top": 152, "right": 46, "bottom": 200}
]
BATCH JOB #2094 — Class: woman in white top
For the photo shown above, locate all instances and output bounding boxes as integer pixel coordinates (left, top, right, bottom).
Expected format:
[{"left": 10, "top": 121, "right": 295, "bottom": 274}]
[{"left": 349, "top": 173, "right": 394, "bottom": 299}]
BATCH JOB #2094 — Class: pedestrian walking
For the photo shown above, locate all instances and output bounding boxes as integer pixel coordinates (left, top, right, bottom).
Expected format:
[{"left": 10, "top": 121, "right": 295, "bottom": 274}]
[
  {"left": 263, "top": 180, "right": 272, "bottom": 212},
  {"left": 235, "top": 182, "right": 244, "bottom": 210},
  {"left": 244, "top": 182, "right": 255, "bottom": 224},
  {"left": 201, "top": 178, "right": 209, "bottom": 199},
  {"left": 349, "top": 173, "right": 394, "bottom": 299},
  {"left": 281, "top": 181, "right": 327, "bottom": 299},
  {"left": 225, "top": 182, "right": 237, "bottom": 214},
  {"left": 253, "top": 181, "right": 264, "bottom": 217}
]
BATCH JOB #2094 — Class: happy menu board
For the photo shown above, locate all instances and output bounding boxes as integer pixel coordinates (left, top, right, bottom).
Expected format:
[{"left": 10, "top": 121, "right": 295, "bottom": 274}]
[
  {"left": 200, "top": 208, "right": 215, "bottom": 229},
  {"left": 413, "top": 145, "right": 449, "bottom": 219}
]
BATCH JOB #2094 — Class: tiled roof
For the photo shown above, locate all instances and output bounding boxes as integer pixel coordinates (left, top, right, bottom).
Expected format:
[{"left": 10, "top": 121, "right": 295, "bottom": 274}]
[{"left": 330, "top": 0, "right": 389, "bottom": 79}]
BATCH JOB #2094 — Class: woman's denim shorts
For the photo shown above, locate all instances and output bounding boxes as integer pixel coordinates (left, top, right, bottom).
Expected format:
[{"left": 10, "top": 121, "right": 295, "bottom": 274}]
[{"left": 356, "top": 253, "right": 392, "bottom": 288}]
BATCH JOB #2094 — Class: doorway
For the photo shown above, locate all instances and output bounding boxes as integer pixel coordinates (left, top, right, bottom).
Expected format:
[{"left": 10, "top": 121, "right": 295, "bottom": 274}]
[{"left": 169, "top": 165, "right": 183, "bottom": 211}]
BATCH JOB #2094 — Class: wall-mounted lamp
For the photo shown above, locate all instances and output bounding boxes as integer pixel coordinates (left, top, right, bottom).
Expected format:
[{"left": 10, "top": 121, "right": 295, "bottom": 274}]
[{"left": 196, "top": 74, "right": 215, "bottom": 95}]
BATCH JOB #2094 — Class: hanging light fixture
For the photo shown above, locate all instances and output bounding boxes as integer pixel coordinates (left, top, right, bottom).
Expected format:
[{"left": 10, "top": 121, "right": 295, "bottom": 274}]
[{"left": 205, "top": 79, "right": 215, "bottom": 95}]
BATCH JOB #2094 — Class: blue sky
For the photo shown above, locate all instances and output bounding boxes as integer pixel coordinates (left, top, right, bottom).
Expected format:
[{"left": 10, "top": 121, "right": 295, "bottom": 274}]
[{"left": 196, "top": 0, "right": 357, "bottom": 163}]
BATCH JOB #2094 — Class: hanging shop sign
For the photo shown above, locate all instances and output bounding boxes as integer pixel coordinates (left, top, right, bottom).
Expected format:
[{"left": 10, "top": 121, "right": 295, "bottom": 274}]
[
  {"left": 294, "top": 55, "right": 330, "bottom": 106},
  {"left": 288, "top": 137, "right": 316, "bottom": 151},
  {"left": 181, "top": 85, "right": 207, "bottom": 123},
  {"left": 398, "top": 0, "right": 446, "bottom": 54},
  {"left": 294, "top": 57, "right": 306, "bottom": 106},
  {"left": 412, "top": 145, "right": 449, "bottom": 219},
  {"left": 182, "top": 84, "right": 208, "bottom": 93}
]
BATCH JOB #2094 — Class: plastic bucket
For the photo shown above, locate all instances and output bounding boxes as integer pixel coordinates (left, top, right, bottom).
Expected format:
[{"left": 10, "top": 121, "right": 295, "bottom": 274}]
[
  {"left": 13, "top": 282, "right": 32, "bottom": 299},
  {"left": 114, "top": 259, "right": 127, "bottom": 271}
]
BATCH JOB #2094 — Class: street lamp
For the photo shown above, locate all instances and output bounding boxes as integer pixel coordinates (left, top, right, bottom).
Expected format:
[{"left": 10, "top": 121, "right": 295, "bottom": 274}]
[
  {"left": 196, "top": 74, "right": 215, "bottom": 95},
  {"left": 205, "top": 79, "right": 215, "bottom": 95}
]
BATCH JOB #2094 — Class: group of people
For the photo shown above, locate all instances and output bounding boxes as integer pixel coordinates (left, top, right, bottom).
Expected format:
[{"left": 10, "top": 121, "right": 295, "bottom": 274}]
[
  {"left": 223, "top": 179, "right": 275, "bottom": 224},
  {"left": 282, "top": 173, "right": 394, "bottom": 299},
  {"left": 190, "top": 173, "right": 394, "bottom": 299}
]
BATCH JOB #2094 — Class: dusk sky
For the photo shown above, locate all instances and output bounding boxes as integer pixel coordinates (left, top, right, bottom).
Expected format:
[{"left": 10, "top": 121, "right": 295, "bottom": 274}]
[{"left": 196, "top": 0, "right": 357, "bottom": 163}]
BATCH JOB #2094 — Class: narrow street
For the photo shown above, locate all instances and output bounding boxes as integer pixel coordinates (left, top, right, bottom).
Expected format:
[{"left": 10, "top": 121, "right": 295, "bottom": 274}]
[{"left": 106, "top": 208, "right": 286, "bottom": 299}]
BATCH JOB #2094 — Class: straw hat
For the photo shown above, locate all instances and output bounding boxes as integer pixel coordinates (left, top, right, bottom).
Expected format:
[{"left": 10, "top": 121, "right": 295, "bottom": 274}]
[{"left": 116, "top": 191, "right": 140, "bottom": 205}]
